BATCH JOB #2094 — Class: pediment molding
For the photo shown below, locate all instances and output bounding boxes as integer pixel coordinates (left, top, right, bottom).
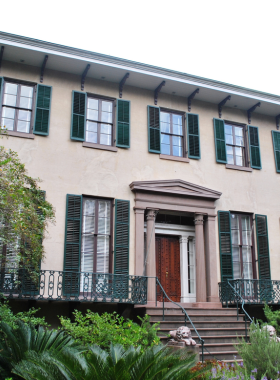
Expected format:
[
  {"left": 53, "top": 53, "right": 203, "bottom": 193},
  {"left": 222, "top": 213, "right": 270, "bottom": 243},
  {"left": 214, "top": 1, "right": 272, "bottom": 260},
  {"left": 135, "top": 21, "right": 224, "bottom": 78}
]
[{"left": 130, "top": 179, "right": 221, "bottom": 200}]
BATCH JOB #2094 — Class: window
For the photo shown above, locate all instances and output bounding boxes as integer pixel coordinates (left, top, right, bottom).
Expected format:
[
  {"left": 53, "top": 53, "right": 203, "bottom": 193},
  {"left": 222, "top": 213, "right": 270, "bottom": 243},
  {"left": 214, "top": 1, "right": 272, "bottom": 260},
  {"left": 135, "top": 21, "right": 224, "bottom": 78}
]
[
  {"left": 225, "top": 124, "right": 246, "bottom": 166},
  {"left": 71, "top": 91, "right": 130, "bottom": 149},
  {"left": 160, "top": 111, "right": 184, "bottom": 157},
  {"left": 86, "top": 97, "right": 114, "bottom": 146},
  {"left": 1, "top": 82, "right": 34, "bottom": 133},
  {"left": 148, "top": 106, "right": 200, "bottom": 160},
  {"left": 231, "top": 213, "right": 254, "bottom": 279}
]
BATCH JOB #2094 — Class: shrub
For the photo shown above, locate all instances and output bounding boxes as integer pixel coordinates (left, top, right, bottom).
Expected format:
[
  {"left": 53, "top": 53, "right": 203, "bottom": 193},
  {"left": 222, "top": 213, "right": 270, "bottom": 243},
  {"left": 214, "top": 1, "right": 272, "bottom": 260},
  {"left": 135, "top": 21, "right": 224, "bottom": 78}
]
[
  {"left": 236, "top": 322, "right": 280, "bottom": 380},
  {"left": 59, "top": 310, "right": 160, "bottom": 352},
  {"left": 263, "top": 303, "right": 280, "bottom": 335}
]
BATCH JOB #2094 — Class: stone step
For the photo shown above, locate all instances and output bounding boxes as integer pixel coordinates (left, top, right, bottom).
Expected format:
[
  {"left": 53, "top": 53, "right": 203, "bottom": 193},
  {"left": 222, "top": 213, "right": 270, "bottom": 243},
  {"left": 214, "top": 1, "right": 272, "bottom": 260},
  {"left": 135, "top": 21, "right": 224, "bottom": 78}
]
[
  {"left": 160, "top": 335, "right": 245, "bottom": 344},
  {"left": 201, "top": 350, "right": 241, "bottom": 361},
  {"left": 149, "top": 314, "right": 240, "bottom": 322},
  {"left": 154, "top": 320, "right": 246, "bottom": 329},
  {"left": 144, "top": 307, "right": 238, "bottom": 316},
  {"left": 159, "top": 327, "right": 246, "bottom": 336}
]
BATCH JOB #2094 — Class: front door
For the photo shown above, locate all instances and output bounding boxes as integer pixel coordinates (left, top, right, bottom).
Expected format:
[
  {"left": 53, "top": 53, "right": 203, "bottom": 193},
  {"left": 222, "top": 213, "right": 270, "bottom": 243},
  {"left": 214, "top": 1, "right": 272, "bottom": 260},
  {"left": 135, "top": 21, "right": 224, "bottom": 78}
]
[{"left": 156, "top": 235, "right": 181, "bottom": 302}]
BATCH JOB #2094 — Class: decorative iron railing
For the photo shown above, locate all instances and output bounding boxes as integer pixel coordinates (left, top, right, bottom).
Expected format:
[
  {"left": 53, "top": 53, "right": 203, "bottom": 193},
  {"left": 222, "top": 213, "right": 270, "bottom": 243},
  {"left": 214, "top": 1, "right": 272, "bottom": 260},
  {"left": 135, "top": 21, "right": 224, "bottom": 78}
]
[
  {"left": 219, "top": 279, "right": 280, "bottom": 306},
  {"left": 0, "top": 268, "right": 147, "bottom": 304}
]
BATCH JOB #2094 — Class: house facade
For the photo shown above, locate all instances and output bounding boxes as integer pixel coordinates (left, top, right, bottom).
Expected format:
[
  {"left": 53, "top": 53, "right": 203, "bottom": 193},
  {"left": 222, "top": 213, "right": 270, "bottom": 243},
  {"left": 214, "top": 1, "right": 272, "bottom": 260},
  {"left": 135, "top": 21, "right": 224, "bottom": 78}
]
[{"left": 0, "top": 31, "right": 279, "bottom": 310}]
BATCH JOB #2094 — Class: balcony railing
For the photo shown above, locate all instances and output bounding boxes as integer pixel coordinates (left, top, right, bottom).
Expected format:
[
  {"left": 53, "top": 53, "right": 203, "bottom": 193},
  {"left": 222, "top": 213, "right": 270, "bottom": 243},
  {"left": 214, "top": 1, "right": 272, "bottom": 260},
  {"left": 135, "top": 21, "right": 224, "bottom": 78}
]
[
  {"left": 219, "top": 279, "right": 280, "bottom": 306},
  {"left": 0, "top": 268, "right": 147, "bottom": 304}
]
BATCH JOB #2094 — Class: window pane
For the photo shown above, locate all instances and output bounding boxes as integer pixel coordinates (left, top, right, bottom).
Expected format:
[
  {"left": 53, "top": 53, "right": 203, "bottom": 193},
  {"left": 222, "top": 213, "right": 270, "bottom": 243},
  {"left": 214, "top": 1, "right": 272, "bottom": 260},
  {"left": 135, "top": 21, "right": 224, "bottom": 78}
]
[
  {"left": 226, "top": 145, "right": 233, "bottom": 155},
  {"left": 87, "top": 109, "right": 98, "bottom": 120},
  {"left": 160, "top": 122, "right": 170, "bottom": 133},
  {"left": 241, "top": 216, "right": 250, "bottom": 231},
  {"left": 242, "top": 230, "right": 252, "bottom": 246},
  {"left": 21, "top": 86, "right": 33, "bottom": 98},
  {"left": 86, "top": 121, "right": 97, "bottom": 132},
  {"left": 243, "top": 263, "right": 253, "bottom": 279},
  {"left": 235, "top": 155, "right": 243, "bottom": 167},
  {"left": 235, "top": 136, "right": 244, "bottom": 146},
  {"left": 101, "top": 111, "right": 112, "bottom": 123},
  {"left": 160, "top": 112, "right": 170, "bottom": 123},
  {"left": 172, "top": 136, "right": 182, "bottom": 147},
  {"left": 233, "top": 261, "right": 241, "bottom": 279},
  {"left": 96, "top": 236, "right": 109, "bottom": 273},
  {"left": 2, "top": 107, "right": 15, "bottom": 119},
  {"left": 161, "top": 144, "right": 170, "bottom": 155},
  {"left": 242, "top": 246, "right": 252, "bottom": 263},
  {"left": 100, "top": 124, "right": 111, "bottom": 134},
  {"left": 17, "top": 121, "right": 30, "bottom": 133},
  {"left": 83, "top": 199, "right": 95, "bottom": 233},
  {"left": 235, "top": 127, "right": 243, "bottom": 137},
  {"left": 3, "top": 94, "right": 17, "bottom": 107},
  {"left": 88, "top": 98, "right": 98, "bottom": 110},
  {"left": 86, "top": 132, "right": 97, "bottom": 143},
  {"left": 84, "top": 199, "right": 95, "bottom": 216},
  {"left": 172, "top": 114, "right": 182, "bottom": 126},
  {"left": 231, "top": 214, "right": 238, "bottom": 229},
  {"left": 225, "top": 124, "right": 232, "bottom": 135},
  {"left": 98, "top": 213, "right": 110, "bottom": 234},
  {"left": 231, "top": 229, "right": 240, "bottom": 245},
  {"left": 18, "top": 110, "right": 31, "bottom": 122},
  {"left": 161, "top": 134, "right": 170, "bottom": 144},
  {"left": 227, "top": 155, "right": 234, "bottom": 165},
  {"left": 102, "top": 101, "right": 112, "bottom": 113},
  {"left": 99, "top": 201, "right": 110, "bottom": 218},
  {"left": 173, "top": 123, "right": 183, "bottom": 135},
  {"left": 100, "top": 133, "right": 111, "bottom": 146},
  {"left": 81, "top": 235, "right": 94, "bottom": 272},
  {"left": 5, "top": 83, "right": 18, "bottom": 95},
  {"left": 19, "top": 96, "right": 33, "bottom": 109},
  {"left": 235, "top": 147, "right": 243, "bottom": 156},
  {"left": 226, "top": 134, "right": 233, "bottom": 144},
  {"left": 1, "top": 117, "right": 14, "bottom": 130},
  {"left": 173, "top": 145, "right": 182, "bottom": 157}
]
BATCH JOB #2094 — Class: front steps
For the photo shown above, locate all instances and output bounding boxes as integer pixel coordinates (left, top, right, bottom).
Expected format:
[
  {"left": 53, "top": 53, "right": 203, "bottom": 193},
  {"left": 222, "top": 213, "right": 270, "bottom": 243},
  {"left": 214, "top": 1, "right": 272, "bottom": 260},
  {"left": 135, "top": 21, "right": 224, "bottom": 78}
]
[{"left": 140, "top": 305, "right": 247, "bottom": 362}]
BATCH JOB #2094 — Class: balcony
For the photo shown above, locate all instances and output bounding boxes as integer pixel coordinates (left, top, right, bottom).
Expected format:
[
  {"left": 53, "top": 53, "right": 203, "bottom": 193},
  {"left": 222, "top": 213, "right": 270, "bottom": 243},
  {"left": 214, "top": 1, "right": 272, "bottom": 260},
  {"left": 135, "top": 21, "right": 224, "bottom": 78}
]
[
  {"left": 0, "top": 268, "right": 147, "bottom": 304},
  {"left": 219, "top": 279, "right": 280, "bottom": 306}
]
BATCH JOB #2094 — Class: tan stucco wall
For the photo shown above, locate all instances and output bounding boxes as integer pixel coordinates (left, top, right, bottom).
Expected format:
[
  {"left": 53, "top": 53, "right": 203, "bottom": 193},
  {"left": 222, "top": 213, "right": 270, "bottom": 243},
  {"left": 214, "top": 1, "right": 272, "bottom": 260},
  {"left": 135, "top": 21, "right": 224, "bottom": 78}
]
[{"left": 1, "top": 60, "right": 279, "bottom": 282}]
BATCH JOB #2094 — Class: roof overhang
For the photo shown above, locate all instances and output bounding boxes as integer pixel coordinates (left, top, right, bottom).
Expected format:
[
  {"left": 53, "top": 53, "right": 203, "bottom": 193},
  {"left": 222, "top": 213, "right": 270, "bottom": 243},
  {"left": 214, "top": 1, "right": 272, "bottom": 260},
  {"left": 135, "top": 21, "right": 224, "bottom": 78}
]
[{"left": 1, "top": 31, "right": 280, "bottom": 118}]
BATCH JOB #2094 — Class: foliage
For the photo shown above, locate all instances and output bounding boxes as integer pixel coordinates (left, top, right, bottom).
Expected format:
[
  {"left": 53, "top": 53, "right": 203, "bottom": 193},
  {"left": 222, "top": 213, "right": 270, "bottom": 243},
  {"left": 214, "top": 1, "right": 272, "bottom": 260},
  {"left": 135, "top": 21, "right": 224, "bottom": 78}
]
[
  {"left": 0, "top": 131, "right": 55, "bottom": 273},
  {"left": 0, "top": 299, "right": 48, "bottom": 342},
  {"left": 12, "top": 343, "right": 203, "bottom": 380},
  {"left": 0, "top": 320, "right": 85, "bottom": 380},
  {"left": 236, "top": 322, "right": 280, "bottom": 380},
  {"left": 263, "top": 303, "right": 280, "bottom": 335},
  {"left": 59, "top": 310, "right": 161, "bottom": 352}
]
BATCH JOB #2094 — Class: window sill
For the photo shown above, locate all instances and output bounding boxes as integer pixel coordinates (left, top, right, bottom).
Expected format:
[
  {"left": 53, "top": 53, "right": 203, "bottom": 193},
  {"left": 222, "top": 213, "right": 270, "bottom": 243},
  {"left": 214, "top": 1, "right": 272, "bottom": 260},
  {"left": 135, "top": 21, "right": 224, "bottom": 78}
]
[
  {"left": 226, "top": 164, "right": 253, "bottom": 172},
  {"left": 4, "top": 131, "right": 35, "bottom": 139},
  {"left": 82, "top": 142, "right": 118, "bottom": 152},
  {"left": 159, "top": 154, "right": 190, "bottom": 163}
]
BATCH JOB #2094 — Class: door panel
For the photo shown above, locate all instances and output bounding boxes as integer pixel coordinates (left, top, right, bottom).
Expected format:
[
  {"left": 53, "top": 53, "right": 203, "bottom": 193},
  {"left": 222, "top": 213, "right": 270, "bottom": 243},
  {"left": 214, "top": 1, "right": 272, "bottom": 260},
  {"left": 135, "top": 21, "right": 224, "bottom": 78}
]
[{"left": 156, "top": 235, "right": 181, "bottom": 302}]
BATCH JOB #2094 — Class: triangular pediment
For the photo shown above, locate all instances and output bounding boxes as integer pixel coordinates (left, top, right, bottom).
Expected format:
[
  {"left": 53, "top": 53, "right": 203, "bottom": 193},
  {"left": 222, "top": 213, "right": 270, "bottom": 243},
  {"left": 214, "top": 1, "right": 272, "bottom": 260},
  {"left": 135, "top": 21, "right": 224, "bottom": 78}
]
[{"left": 130, "top": 179, "right": 221, "bottom": 200}]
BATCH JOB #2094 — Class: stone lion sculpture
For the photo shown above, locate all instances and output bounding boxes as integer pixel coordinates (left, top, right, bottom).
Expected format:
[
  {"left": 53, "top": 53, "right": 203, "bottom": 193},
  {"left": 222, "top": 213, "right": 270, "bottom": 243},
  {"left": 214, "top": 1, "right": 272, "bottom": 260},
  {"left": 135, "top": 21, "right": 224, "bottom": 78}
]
[
  {"left": 169, "top": 326, "right": 196, "bottom": 346},
  {"left": 263, "top": 325, "right": 280, "bottom": 342}
]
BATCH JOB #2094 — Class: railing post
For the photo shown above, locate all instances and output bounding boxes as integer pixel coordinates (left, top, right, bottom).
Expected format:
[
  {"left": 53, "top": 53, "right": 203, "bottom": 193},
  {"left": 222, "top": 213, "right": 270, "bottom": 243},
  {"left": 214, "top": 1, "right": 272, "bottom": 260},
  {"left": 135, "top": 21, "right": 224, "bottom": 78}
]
[
  {"left": 237, "top": 299, "right": 239, "bottom": 321},
  {"left": 201, "top": 340, "right": 204, "bottom": 363},
  {"left": 163, "top": 294, "right": 165, "bottom": 321}
]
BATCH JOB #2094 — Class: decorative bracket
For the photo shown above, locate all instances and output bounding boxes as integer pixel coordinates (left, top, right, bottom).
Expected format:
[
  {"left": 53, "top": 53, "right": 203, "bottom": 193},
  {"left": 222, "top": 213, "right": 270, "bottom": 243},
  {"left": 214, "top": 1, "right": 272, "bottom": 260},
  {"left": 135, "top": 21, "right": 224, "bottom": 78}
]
[
  {"left": 276, "top": 114, "right": 280, "bottom": 130},
  {"left": 188, "top": 88, "right": 199, "bottom": 112},
  {"left": 247, "top": 102, "right": 261, "bottom": 124},
  {"left": 154, "top": 81, "right": 165, "bottom": 105},
  {"left": 40, "top": 55, "right": 48, "bottom": 83},
  {"left": 218, "top": 95, "right": 231, "bottom": 118},
  {"left": 0, "top": 46, "right": 4, "bottom": 71},
  {"left": 119, "top": 73, "right": 129, "bottom": 98},
  {"left": 81, "top": 64, "right": 90, "bottom": 91}
]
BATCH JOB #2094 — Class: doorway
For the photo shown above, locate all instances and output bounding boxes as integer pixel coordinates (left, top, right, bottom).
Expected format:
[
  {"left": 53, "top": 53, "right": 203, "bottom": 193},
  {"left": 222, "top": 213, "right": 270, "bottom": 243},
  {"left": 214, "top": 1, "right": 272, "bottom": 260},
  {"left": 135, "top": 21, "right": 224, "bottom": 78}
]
[{"left": 155, "top": 235, "right": 181, "bottom": 302}]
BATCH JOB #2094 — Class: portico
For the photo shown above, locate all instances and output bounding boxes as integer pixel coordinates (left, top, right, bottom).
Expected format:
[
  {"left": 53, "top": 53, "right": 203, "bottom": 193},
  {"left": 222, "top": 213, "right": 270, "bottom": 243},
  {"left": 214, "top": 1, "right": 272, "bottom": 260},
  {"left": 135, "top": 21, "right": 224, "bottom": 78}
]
[{"left": 130, "top": 179, "right": 222, "bottom": 305}]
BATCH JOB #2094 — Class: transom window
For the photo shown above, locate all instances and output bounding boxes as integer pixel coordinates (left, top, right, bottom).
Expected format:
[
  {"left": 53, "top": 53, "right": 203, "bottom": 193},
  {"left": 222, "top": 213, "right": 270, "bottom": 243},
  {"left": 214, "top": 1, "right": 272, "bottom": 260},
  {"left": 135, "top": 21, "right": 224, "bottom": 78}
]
[
  {"left": 81, "top": 198, "right": 111, "bottom": 277},
  {"left": 1, "top": 82, "right": 34, "bottom": 133},
  {"left": 160, "top": 111, "right": 184, "bottom": 157},
  {"left": 231, "top": 214, "right": 254, "bottom": 279},
  {"left": 86, "top": 97, "right": 113, "bottom": 146},
  {"left": 225, "top": 123, "right": 246, "bottom": 166}
]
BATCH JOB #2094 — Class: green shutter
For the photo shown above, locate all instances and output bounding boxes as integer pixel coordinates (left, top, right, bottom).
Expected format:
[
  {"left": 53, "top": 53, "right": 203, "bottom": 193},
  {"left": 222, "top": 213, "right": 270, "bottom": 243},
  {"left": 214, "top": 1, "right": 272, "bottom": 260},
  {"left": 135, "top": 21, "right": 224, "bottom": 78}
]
[
  {"left": 114, "top": 199, "right": 130, "bottom": 275},
  {"left": 148, "top": 106, "right": 161, "bottom": 153},
  {"left": 116, "top": 100, "right": 130, "bottom": 148},
  {"left": 187, "top": 113, "right": 200, "bottom": 159},
  {"left": 248, "top": 126, "right": 262, "bottom": 169},
  {"left": 33, "top": 85, "right": 52, "bottom": 136},
  {"left": 0, "top": 77, "right": 3, "bottom": 106},
  {"left": 272, "top": 131, "right": 280, "bottom": 173},
  {"left": 218, "top": 211, "right": 233, "bottom": 282},
  {"left": 256, "top": 214, "right": 271, "bottom": 280},
  {"left": 71, "top": 91, "right": 86, "bottom": 141},
  {"left": 63, "top": 194, "right": 82, "bottom": 296},
  {"left": 213, "top": 118, "right": 227, "bottom": 163}
]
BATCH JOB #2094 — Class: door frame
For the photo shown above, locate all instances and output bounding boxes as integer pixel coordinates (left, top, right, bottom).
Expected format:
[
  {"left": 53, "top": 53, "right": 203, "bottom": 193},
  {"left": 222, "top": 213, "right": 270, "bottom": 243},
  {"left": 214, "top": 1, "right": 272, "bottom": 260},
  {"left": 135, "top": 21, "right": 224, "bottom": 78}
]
[{"left": 145, "top": 223, "right": 195, "bottom": 303}]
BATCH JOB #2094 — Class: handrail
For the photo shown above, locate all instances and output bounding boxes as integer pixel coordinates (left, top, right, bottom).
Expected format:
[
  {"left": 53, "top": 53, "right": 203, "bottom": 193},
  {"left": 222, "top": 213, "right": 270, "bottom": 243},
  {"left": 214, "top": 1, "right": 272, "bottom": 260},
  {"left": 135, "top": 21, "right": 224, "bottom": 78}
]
[
  {"left": 227, "top": 280, "right": 253, "bottom": 342},
  {"left": 155, "top": 277, "right": 209, "bottom": 361}
]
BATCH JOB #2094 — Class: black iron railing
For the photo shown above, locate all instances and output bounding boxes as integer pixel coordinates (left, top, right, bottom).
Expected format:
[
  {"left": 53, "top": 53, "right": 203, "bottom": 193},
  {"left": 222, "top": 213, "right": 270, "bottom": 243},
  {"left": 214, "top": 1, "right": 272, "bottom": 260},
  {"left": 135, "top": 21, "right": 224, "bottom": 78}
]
[
  {"left": 219, "top": 279, "right": 280, "bottom": 306},
  {"left": 0, "top": 268, "right": 147, "bottom": 304}
]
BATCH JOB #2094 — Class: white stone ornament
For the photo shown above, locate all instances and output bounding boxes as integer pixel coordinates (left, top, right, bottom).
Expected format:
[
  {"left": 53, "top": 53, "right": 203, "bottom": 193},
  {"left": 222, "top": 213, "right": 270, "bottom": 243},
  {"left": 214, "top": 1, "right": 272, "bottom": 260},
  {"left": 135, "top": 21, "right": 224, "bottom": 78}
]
[{"left": 168, "top": 326, "right": 196, "bottom": 346}]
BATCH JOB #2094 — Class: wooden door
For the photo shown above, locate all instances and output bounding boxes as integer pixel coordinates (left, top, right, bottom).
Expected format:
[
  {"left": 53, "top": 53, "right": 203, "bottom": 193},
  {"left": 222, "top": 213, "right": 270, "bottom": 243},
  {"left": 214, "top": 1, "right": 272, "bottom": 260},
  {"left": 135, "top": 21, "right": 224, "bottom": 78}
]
[{"left": 156, "top": 235, "right": 181, "bottom": 302}]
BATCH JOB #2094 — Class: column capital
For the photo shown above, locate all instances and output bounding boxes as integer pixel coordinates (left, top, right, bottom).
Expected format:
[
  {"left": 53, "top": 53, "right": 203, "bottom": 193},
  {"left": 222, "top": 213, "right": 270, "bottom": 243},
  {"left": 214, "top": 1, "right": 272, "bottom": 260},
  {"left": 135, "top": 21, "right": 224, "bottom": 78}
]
[
  {"left": 194, "top": 214, "right": 204, "bottom": 225},
  {"left": 146, "top": 208, "right": 159, "bottom": 221},
  {"left": 134, "top": 207, "right": 145, "bottom": 215},
  {"left": 179, "top": 236, "right": 189, "bottom": 244}
]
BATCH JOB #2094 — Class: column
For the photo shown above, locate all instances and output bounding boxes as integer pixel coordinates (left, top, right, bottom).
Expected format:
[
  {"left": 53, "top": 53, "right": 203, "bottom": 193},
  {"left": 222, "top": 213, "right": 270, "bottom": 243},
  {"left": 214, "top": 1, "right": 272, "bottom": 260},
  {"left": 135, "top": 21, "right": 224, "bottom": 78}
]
[
  {"left": 194, "top": 213, "right": 207, "bottom": 302},
  {"left": 146, "top": 208, "right": 158, "bottom": 303},
  {"left": 180, "top": 236, "right": 189, "bottom": 302},
  {"left": 204, "top": 215, "right": 219, "bottom": 302},
  {"left": 134, "top": 208, "right": 145, "bottom": 276}
]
